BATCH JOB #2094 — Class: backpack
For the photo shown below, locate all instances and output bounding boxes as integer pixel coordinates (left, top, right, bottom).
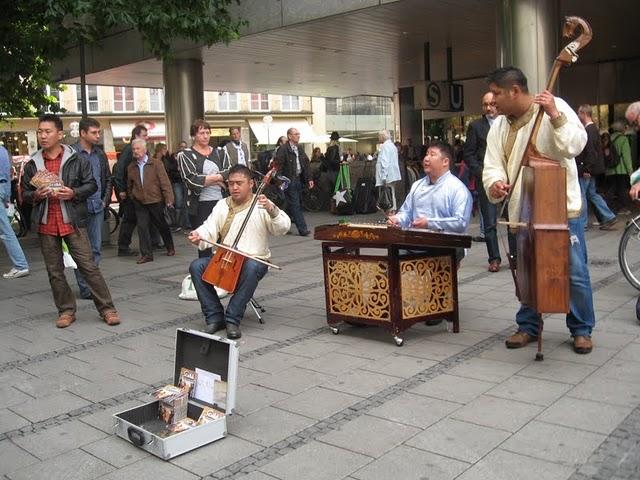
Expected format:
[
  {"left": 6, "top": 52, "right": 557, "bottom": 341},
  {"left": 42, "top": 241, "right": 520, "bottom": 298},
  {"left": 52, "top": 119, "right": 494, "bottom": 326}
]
[
  {"left": 605, "top": 141, "right": 621, "bottom": 169},
  {"left": 353, "top": 161, "right": 377, "bottom": 214}
]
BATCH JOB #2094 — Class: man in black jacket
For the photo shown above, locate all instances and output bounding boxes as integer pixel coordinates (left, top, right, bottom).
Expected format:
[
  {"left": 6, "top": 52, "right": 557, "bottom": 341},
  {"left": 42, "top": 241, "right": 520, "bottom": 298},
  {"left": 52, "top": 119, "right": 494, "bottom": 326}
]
[
  {"left": 464, "top": 92, "right": 501, "bottom": 272},
  {"left": 22, "top": 114, "right": 119, "bottom": 328},
  {"left": 71, "top": 117, "right": 112, "bottom": 299},
  {"left": 274, "top": 127, "right": 314, "bottom": 236},
  {"left": 576, "top": 104, "right": 617, "bottom": 229},
  {"left": 113, "top": 124, "right": 148, "bottom": 255}
]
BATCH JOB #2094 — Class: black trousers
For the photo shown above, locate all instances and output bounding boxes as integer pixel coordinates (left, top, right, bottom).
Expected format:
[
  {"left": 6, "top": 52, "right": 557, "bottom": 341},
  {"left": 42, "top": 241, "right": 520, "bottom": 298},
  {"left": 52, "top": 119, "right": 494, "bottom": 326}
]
[
  {"left": 117, "top": 197, "right": 137, "bottom": 250},
  {"left": 189, "top": 200, "right": 218, "bottom": 258},
  {"left": 133, "top": 201, "right": 174, "bottom": 257}
]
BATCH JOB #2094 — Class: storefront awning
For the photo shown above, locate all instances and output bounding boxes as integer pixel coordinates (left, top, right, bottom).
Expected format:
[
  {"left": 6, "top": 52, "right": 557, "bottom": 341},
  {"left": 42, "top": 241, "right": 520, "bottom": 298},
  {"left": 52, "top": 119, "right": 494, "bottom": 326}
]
[
  {"left": 110, "top": 120, "right": 165, "bottom": 139},
  {"left": 248, "top": 118, "right": 318, "bottom": 145}
]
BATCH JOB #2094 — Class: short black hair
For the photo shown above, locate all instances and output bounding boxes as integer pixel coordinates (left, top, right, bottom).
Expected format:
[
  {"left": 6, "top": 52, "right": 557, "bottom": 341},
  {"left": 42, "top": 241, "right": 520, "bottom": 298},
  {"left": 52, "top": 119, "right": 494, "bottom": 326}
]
[
  {"left": 131, "top": 124, "right": 148, "bottom": 139},
  {"left": 79, "top": 117, "right": 100, "bottom": 133},
  {"left": 228, "top": 164, "right": 252, "bottom": 180},
  {"left": 429, "top": 140, "right": 454, "bottom": 163},
  {"left": 38, "top": 113, "right": 63, "bottom": 131},
  {"left": 486, "top": 66, "right": 529, "bottom": 94}
]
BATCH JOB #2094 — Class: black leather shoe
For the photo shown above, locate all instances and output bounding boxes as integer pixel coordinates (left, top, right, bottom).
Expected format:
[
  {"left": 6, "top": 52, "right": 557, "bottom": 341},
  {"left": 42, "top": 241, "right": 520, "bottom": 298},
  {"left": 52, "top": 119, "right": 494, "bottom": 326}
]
[
  {"left": 226, "top": 323, "right": 242, "bottom": 339},
  {"left": 204, "top": 322, "right": 225, "bottom": 334},
  {"left": 117, "top": 249, "right": 138, "bottom": 257},
  {"left": 299, "top": 230, "right": 311, "bottom": 237}
]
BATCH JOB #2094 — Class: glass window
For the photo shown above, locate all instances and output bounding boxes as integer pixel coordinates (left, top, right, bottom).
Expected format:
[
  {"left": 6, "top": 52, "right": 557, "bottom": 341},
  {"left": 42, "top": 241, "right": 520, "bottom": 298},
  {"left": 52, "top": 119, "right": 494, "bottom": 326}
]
[
  {"left": 281, "top": 95, "right": 299, "bottom": 111},
  {"left": 149, "top": 88, "right": 164, "bottom": 112},
  {"left": 250, "top": 93, "right": 269, "bottom": 111},
  {"left": 113, "top": 86, "right": 135, "bottom": 112},
  {"left": 218, "top": 92, "right": 238, "bottom": 111},
  {"left": 76, "top": 85, "right": 99, "bottom": 113},
  {"left": 45, "top": 86, "right": 60, "bottom": 112}
]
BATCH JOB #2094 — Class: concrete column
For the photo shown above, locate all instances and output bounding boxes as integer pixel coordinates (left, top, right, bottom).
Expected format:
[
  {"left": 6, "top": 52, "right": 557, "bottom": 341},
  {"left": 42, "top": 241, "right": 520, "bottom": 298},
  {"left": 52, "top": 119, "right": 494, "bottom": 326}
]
[
  {"left": 496, "top": 0, "right": 558, "bottom": 93},
  {"left": 398, "top": 87, "right": 421, "bottom": 145},
  {"left": 163, "top": 58, "right": 205, "bottom": 152}
]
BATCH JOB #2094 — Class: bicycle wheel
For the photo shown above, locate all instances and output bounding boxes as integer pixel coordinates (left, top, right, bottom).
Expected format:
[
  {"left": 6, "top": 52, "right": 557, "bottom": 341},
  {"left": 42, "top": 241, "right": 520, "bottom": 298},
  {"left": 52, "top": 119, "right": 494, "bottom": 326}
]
[{"left": 618, "top": 216, "right": 640, "bottom": 290}]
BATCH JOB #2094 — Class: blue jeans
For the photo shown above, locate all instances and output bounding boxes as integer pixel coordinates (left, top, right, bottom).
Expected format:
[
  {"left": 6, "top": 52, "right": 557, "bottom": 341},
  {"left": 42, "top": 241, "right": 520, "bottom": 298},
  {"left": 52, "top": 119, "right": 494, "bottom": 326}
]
[
  {"left": 0, "top": 197, "right": 29, "bottom": 270},
  {"left": 578, "top": 176, "right": 615, "bottom": 224},
  {"left": 285, "top": 177, "right": 308, "bottom": 234},
  {"left": 515, "top": 216, "right": 595, "bottom": 337},
  {"left": 477, "top": 181, "right": 501, "bottom": 262},
  {"left": 189, "top": 257, "right": 268, "bottom": 326},
  {"left": 172, "top": 182, "right": 190, "bottom": 229},
  {"left": 74, "top": 210, "right": 102, "bottom": 297}
]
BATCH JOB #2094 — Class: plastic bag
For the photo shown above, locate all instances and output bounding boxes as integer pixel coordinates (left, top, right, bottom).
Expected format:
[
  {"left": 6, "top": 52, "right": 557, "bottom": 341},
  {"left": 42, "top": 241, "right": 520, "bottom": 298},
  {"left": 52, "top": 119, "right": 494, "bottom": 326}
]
[
  {"left": 377, "top": 185, "right": 394, "bottom": 212},
  {"left": 61, "top": 240, "right": 77, "bottom": 269}
]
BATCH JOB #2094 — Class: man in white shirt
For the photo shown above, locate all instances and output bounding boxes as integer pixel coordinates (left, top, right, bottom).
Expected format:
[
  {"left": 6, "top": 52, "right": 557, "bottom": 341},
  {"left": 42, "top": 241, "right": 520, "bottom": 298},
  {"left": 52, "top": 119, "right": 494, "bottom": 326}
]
[
  {"left": 482, "top": 66, "right": 593, "bottom": 354},
  {"left": 188, "top": 165, "right": 291, "bottom": 339},
  {"left": 375, "top": 129, "right": 402, "bottom": 212}
]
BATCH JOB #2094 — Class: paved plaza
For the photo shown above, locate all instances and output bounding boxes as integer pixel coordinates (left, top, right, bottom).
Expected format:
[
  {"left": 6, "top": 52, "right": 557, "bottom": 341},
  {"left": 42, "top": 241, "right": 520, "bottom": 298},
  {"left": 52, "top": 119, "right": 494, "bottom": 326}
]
[{"left": 1, "top": 211, "right": 639, "bottom": 480}]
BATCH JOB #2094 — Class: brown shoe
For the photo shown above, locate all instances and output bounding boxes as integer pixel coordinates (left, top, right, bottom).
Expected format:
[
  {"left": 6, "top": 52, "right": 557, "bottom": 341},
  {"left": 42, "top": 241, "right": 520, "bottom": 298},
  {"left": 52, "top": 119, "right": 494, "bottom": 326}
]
[
  {"left": 102, "top": 310, "right": 121, "bottom": 326},
  {"left": 136, "top": 255, "right": 154, "bottom": 264},
  {"left": 505, "top": 331, "right": 537, "bottom": 349},
  {"left": 488, "top": 260, "right": 501, "bottom": 273},
  {"left": 56, "top": 313, "right": 76, "bottom": 328},
  {"left": 573, "top": 335, "right": 593, "bottom": 354},
  {"left": 599, "top": 217, "right": 618, "bottom": 230},
  {"left": 166, "top": 248, "right": 176, "bottom": 256}
]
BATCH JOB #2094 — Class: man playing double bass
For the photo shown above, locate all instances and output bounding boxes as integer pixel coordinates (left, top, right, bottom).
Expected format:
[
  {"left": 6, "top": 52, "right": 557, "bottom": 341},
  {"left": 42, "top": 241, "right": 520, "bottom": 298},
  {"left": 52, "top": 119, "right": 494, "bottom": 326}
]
[
  {"left": 482, "top": 66, "right": 594, "bottom": 354},
  {"left": 188, "top": 165, "right": 291, "bottom": 339}
]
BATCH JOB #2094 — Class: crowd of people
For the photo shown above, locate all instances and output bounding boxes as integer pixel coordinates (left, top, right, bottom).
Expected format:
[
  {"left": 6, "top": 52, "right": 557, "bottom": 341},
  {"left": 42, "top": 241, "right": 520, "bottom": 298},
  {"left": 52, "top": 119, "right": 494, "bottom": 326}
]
[{"left": 2, "top": 73, "right": 640, "bottom": 351}]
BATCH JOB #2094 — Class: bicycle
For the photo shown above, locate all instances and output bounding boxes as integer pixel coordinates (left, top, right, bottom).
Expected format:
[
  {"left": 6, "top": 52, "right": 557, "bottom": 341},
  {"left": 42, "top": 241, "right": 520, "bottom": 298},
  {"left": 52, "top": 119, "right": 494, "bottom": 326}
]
[
  {"left": 8, "top": 203, "right": 27, "bottom": 238},
  {"left": 618, "top": 213, "right": 640, "bottom": 290}
]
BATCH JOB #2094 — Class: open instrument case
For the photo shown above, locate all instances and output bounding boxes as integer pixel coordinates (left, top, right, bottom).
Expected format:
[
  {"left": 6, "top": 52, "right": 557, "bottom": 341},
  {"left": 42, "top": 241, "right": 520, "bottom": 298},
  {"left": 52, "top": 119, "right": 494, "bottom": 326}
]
[{"left": 113, "top": 328, "right": 239, "bottom": 460}]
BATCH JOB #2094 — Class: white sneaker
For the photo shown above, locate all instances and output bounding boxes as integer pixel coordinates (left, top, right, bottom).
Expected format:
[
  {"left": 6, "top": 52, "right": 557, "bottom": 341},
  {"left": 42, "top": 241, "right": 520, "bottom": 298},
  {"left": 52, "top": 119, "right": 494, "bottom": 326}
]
[{"left": 3, "top": 268, "right": 29, "bottom": 279}]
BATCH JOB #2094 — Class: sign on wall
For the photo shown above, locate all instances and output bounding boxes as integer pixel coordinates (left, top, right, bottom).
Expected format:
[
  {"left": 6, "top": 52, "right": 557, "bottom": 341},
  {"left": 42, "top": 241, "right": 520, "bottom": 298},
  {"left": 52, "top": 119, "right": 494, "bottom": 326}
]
[{"left": 414, "top": 81, "right": 464, "bottom": 112}]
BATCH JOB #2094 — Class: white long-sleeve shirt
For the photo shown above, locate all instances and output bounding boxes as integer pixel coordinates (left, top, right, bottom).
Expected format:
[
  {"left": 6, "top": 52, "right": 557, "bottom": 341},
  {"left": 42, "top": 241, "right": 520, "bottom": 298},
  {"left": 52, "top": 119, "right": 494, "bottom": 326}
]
[
  {"left": 195, "top": 196, "right": 291, "bottom": 260},
  {"left": 482, "top": 97, "right": 587, "bottom": 222},
  {"left": 375, "top": 139, "right": 401, "bottom": 186}
]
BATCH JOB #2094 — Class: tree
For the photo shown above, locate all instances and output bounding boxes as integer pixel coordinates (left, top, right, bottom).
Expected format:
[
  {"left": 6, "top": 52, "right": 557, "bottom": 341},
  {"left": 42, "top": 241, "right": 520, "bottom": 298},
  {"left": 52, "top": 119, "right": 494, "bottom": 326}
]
[{"left": 0, "top": 0, "right": 245, "bottom": 119}]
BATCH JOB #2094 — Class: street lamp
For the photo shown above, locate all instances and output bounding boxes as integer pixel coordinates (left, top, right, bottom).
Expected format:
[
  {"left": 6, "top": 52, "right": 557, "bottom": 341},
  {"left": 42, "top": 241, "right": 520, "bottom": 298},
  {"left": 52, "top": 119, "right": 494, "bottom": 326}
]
[{"left": 262, "top": 115, "right": 273, "bottom": 145}]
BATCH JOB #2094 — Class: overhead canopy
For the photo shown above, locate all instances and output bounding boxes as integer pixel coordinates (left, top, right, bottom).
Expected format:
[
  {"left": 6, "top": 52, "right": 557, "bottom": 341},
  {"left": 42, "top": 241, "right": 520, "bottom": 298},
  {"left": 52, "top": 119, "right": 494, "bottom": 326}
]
[
  {"left": 110, "top": 120, "right": 165, "bottom": 139},
  {"left": 248, "top": 118, "right": 319, "bottom": 145}
]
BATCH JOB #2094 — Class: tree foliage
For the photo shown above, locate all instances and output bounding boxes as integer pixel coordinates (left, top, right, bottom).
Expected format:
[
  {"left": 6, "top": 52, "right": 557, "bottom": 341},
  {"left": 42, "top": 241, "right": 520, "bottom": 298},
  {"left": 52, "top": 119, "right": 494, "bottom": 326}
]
[{"left": 0, "top": 0, "right": 245, "bottom": 119}]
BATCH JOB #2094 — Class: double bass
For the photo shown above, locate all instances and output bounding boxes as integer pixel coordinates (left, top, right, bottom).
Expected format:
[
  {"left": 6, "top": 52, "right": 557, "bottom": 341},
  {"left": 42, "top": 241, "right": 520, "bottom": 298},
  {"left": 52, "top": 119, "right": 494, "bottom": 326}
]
[
  {"left": 505, "top": 16, "right": 592, "bottom": 360},
  {"left": 201, "top": 167, "right": 280, "bottom": 293}
]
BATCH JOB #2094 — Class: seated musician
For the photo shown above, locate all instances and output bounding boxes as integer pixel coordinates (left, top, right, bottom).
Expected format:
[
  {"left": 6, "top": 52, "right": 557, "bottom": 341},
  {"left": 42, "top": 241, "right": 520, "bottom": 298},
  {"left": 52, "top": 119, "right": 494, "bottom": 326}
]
[
  {"left": 188, "top": 165, "right": 291, "bottom": 339},
  {"left": 387, "top": 141, "right": 473, "bottom": 250},
  {"left": 482, "top": 66, "right": 593, "bottom": 354}
]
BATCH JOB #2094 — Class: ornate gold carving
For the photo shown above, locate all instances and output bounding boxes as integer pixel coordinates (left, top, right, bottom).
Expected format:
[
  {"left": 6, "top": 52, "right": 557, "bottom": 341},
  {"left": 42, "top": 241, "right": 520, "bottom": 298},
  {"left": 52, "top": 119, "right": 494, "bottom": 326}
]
[
  {"left": 400, "top": 256, "right": 453, "bottom": 318},
  {"left": 326, "top": 259, "right": 390, "bottom": 320},
  {"left": 334, "top": 229, "right": 380, "bottom": 241}
]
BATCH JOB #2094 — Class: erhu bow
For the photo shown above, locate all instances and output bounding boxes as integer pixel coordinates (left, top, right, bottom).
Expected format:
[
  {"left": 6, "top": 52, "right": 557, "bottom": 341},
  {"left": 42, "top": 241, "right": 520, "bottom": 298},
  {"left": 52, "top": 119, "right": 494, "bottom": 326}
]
[{"left": 201, "top": 167, "right": 281, "bottom": 293}]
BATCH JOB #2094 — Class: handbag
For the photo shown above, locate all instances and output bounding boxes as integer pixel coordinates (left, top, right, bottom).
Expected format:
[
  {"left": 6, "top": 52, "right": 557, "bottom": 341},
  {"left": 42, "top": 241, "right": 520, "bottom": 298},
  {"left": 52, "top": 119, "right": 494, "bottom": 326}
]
[
  {"left": 179, "top": 274, "right": 229, "bottom": 301},
  {"left": 330, "top": 163, "right": 354, "bottom": 215},
  {"left": 377, "top": 185, "right": 394, "bottom": 212}
]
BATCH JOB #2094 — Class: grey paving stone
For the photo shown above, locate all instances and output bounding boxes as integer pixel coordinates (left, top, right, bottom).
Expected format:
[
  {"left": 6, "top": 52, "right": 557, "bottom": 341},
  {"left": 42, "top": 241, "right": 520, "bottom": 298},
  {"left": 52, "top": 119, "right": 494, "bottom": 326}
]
[
  {"left": 545, "top": 342, "right": 618, "bottom": 366},
  {"left": 231, "top": 406, "right": 316, "bottom": 447},
  {"left": 65, "top": 372, "right": 147, "bottom": 403},
  {"left": 478, "top": 342, "right": 543, "bottom": 364},
  {"left": 0, "top": 386, "right": 33, "bottom": 409},
  {"left": 517, "top": 359, "right": 598, "bottom": 385},
  {"left": 170, "top": 435, "right": 262, "bottom": 477},
  {"left": 321, "top": 369, "right": 400, "bottom": 397},
  {"left": 401, "top": 339, "right": 469, "bottom": 361},
  {"left": 9, "top": 390, "right": 91, "bottom": 423},
  {"left": 593, "top": 357, "right": 640, "bottom": 384},
  {"left": 447, "top": 357, "right": 524, "bottom": 383},
  {"left": 0, "top": 440, "right": 38, "bottom": 476},
  {"left": 456, "top": 448, "right": 575, "bottom": 480},
  {"left": 6, "top": 448, "right": 114, "bottom": 480},
  {"left": 241, "top": 351, "right": 308, "bottom": 374},
  {"left": 450, "top": 394, "right": 544, "bottom": 432},
  {"left": 537, "top": 396, "right": 634, "bottom": 435},
  {"left": 406, "top": 417, "right": 511, "bottom": 463},
  {"left": 359, "top": 353, "right": 437, "bottom": 378},
  {"left": 261, "top": 440, "right": 371, "bottom": 480},
  {"left": 0, "top": 408, "right": 30, "bottom": 433},
  {"left": 319, "top": 414, "right": 420, "bottom": 458},
  {"left": 424, "top": 328, "right": 493, "bottom": 346},
  {"left": 274, "top": 386, "right": 361, "bottom": 420},
  {"left": 409, "top": 373, "right": 496, "bottom": 404},
  {"left": 485, "top": 375, "right": 573, "bottom": 406},
  {"left": 243, "top": 324, "right": 312, "bottom": 341},
  {"left": 12, "top": 420, "right": 108, "bottom": 460},
  {"left": 367, "top": 391, "right": 460, "bottom": 429},
  {"left": 80, "top": 399, "right": 144, "bottom": 434},
  {"left": 299, "top": 352, "right": 370, "bottom": 375},
  {"left": 236, "top": 472, "right": 281, "bottom": 480},
  {"left": 501, "top": 421, "right": 607, "bottom": 467},
  {"left": 613, "top": 342, "right": 640, "bottom": 362},
  {"left": 235, "top": 384, "right": 290, "bottom": 416},
  {"left": 351, "top": 444, "right": 468, "bottom": 480},
  {"left": 12, "top": 371, "right": 92, "bottom": 399},
  {"left": 97, "top": 456, "right": 199, "bottom": 480},
  {"left": 253, "top": 366, "right": 332, "bottom": 395},
  {"left": 568, "top": 376, "right": 640, "bottom": 407},
  {"left": 278, "top": 338, "right": 342, "bottom": 359},
  {"left": 81, "top": 435, "right": 149, "bottom": 468}
]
